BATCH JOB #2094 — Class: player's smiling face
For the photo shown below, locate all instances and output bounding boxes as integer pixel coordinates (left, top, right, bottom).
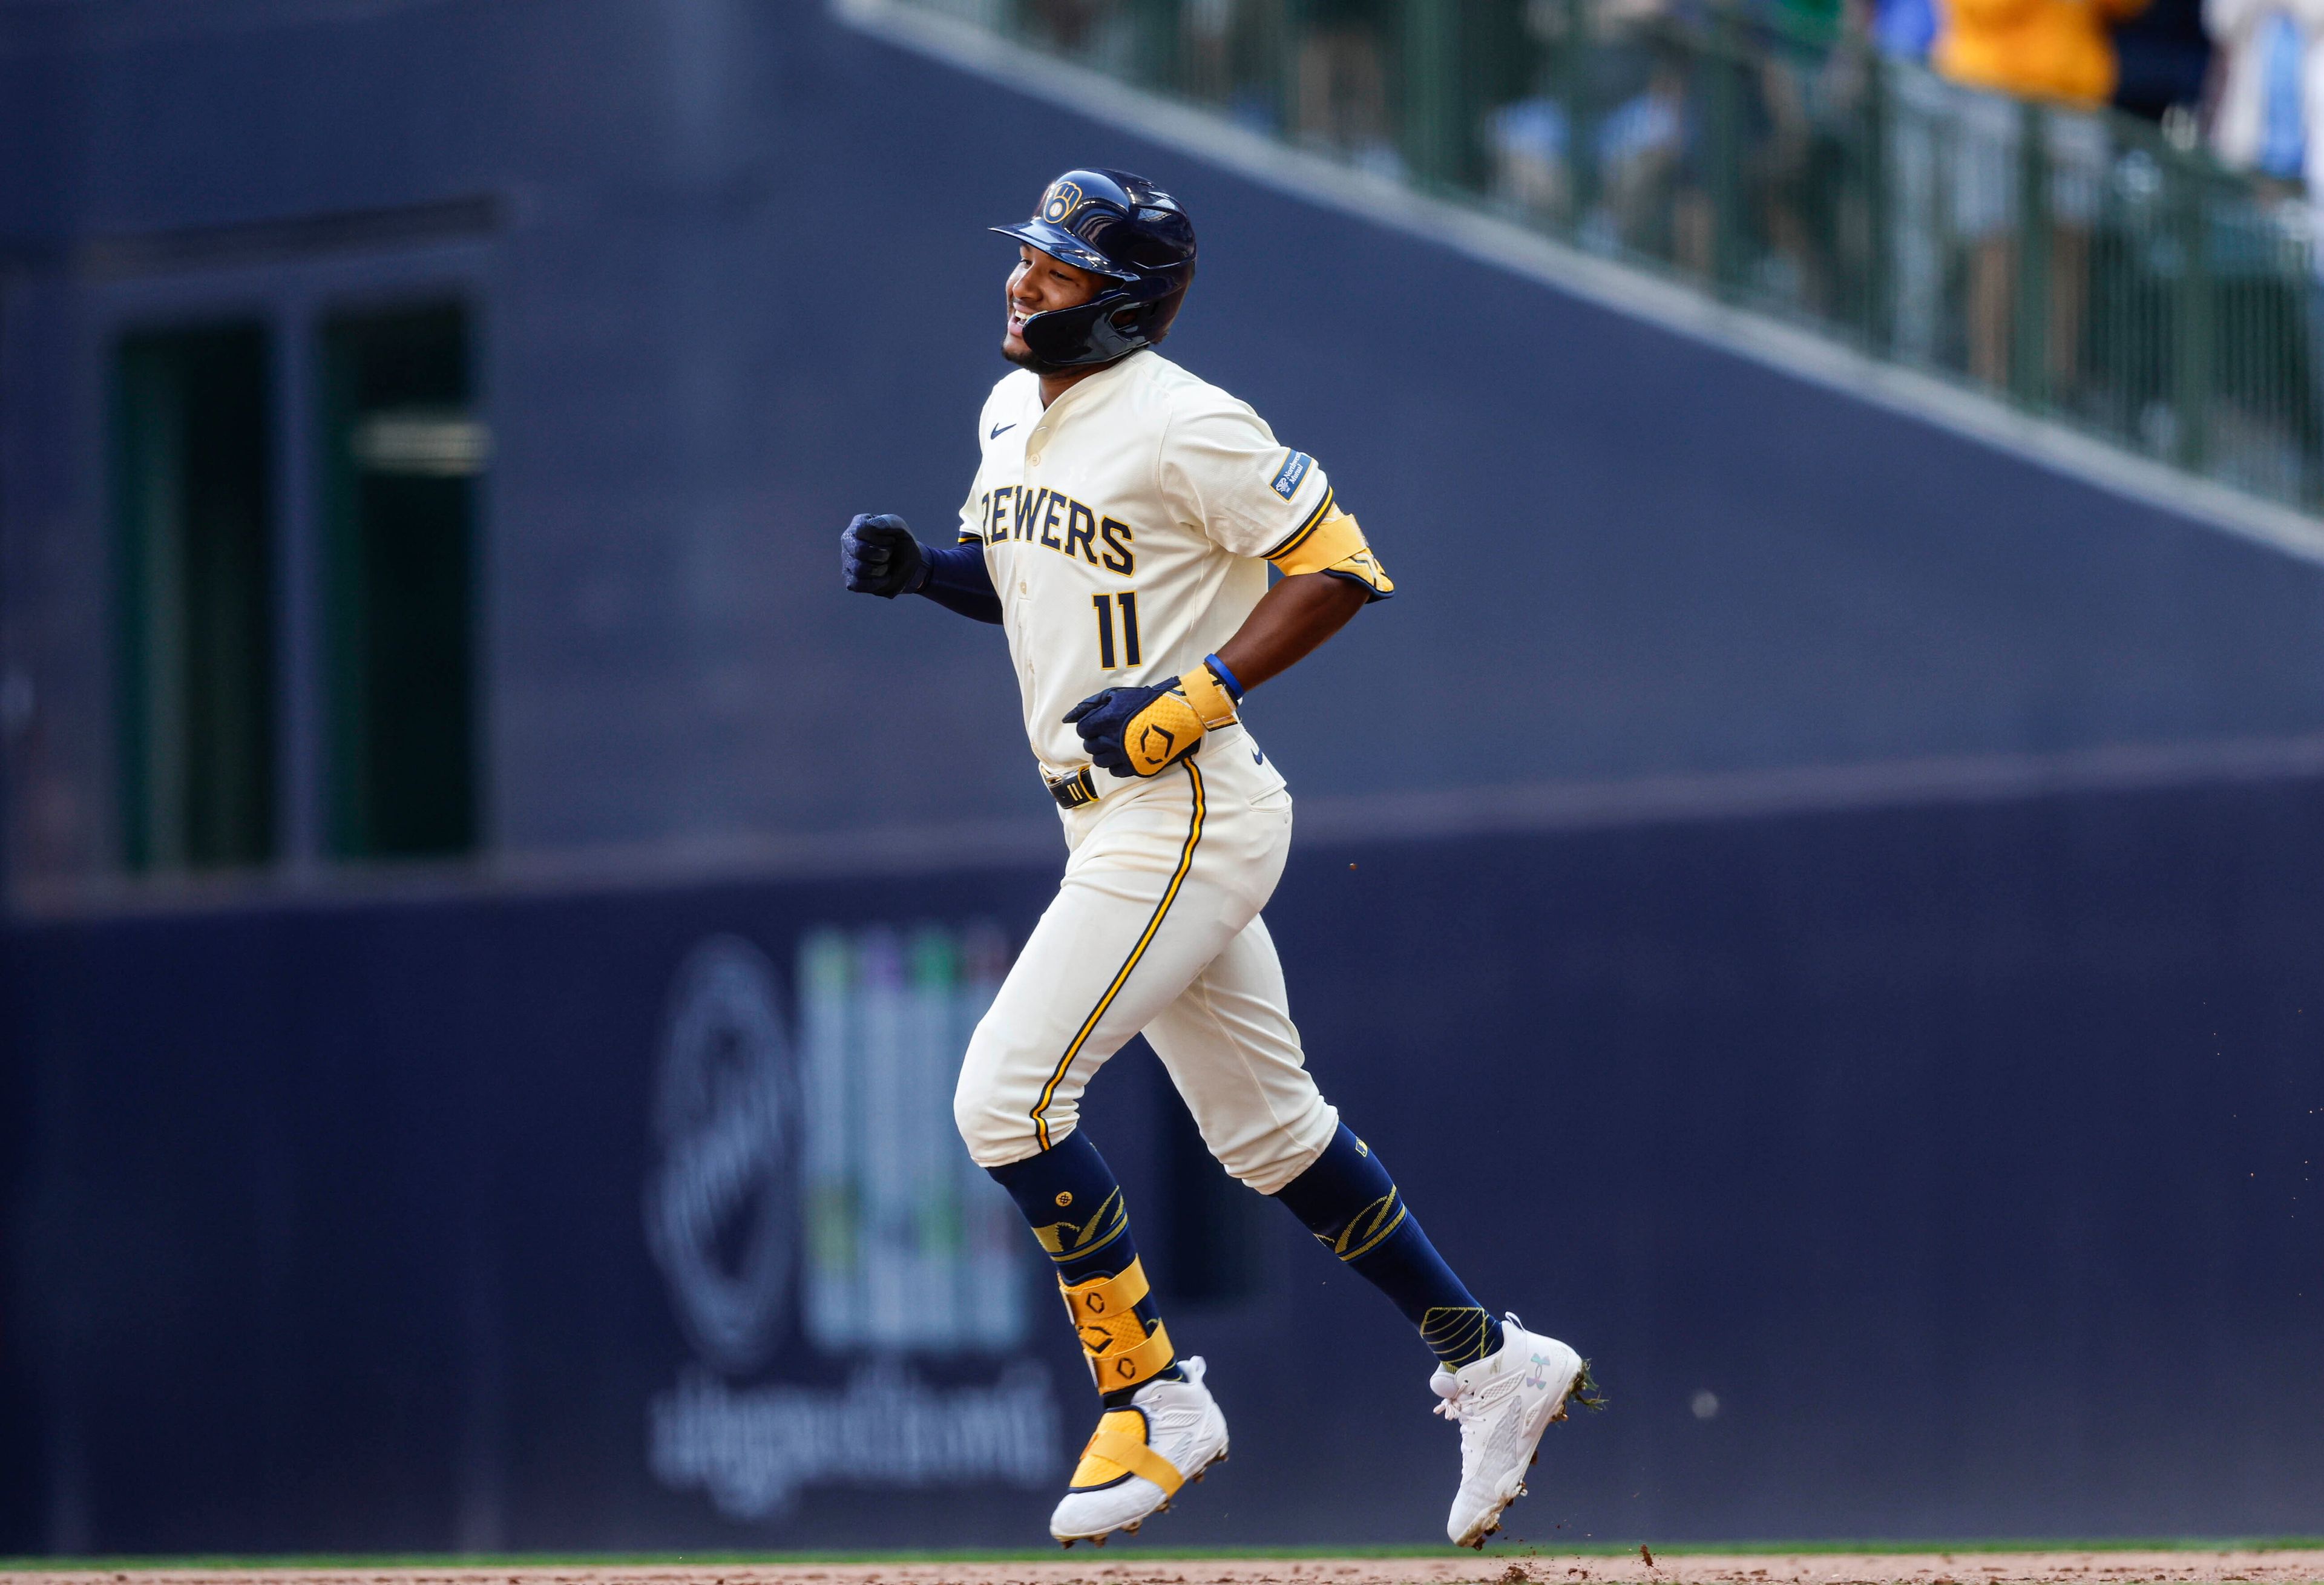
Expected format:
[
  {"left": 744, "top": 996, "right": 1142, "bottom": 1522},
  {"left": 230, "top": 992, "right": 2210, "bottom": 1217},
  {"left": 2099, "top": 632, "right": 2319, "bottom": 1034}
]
[{"left": 1004, "top": 244, "right": 1105, "bottom": 366}]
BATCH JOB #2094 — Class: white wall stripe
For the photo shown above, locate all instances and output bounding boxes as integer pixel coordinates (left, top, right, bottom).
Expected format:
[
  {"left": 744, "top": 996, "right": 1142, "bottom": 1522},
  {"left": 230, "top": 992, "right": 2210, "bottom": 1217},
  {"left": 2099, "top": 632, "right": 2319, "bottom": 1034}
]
[
  {"left": 1290, "top": 731, "right": 2324, "bottom": 843},
  {"left": 17, "top": 731, "right": 2324, "bottom": 919}
]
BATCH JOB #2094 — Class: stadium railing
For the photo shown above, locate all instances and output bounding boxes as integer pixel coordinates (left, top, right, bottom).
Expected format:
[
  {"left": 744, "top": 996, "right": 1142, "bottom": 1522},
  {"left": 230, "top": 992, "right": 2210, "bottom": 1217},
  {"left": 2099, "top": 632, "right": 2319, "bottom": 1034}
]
[{"left": 908, "top": 0, "right": 2322, "bottom": 514}]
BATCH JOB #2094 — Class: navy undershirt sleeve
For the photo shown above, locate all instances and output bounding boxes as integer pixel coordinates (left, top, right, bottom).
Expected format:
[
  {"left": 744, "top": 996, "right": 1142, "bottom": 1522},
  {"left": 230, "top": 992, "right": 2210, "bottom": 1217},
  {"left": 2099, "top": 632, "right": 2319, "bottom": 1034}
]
[{"left": 916, "top": 542, "right": 1003, "bottom": 625}]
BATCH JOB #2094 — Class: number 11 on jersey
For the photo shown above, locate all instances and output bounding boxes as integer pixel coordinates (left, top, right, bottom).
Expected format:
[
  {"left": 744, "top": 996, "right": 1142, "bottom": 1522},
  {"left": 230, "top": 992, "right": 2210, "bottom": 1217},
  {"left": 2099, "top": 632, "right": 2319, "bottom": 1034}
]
[{"left": 1092, "top": 591, "right": 1142, "bottom": 670}]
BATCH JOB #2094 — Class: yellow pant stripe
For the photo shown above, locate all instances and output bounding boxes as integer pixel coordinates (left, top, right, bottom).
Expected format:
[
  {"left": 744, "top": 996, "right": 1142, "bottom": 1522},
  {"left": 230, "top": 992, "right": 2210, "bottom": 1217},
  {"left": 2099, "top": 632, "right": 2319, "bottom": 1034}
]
[{"left": 1031, "top": 760, "right": 1207, "bottom": 1150}]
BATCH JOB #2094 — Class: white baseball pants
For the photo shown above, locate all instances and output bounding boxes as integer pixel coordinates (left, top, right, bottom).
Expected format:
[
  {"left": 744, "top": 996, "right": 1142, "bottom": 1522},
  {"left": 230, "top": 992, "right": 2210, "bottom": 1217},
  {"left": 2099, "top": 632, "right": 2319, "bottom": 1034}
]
[{"left": 953, "top": 724, "right": 1340, "bottom": 1195}]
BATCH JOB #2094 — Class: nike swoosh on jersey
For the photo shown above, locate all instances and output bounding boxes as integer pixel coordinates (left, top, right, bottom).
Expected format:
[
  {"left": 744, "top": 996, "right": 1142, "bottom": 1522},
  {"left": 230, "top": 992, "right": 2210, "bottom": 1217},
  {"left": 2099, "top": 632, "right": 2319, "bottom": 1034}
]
[{"left": 990, "top": 421, "right": 1016, "bottom": 439}]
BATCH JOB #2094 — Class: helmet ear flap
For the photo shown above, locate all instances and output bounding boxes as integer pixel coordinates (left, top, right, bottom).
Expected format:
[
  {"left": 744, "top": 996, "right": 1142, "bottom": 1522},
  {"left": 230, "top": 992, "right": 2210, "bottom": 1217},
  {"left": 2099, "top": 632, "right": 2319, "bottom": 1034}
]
[
  {"left": 1019, "top": 292, "right": 1129, "bottom": 369},
  {"left": 1138, "top": 276, "right": 1191, "bottom": 346},
  {"left": 1020, "top": 274, "right": 1180, "bottom": 369}
]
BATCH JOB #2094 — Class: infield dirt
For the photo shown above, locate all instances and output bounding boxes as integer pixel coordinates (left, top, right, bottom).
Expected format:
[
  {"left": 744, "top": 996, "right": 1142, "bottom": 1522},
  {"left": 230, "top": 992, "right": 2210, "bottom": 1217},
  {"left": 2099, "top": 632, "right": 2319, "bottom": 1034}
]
[{"left": 10, "top": 1554, "right": 2324, "bottom": 1585}]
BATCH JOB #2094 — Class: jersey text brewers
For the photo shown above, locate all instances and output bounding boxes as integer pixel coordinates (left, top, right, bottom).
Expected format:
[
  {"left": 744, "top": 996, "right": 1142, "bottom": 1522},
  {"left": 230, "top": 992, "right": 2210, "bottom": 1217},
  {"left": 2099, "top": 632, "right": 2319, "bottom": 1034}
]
[{"left": 956, "top": 349, "right": 1391, "bottom": 786}]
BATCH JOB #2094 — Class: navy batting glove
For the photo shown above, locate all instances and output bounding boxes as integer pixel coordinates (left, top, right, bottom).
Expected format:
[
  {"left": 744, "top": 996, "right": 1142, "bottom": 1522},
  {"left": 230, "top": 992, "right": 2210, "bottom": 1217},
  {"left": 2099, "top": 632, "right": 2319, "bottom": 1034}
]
[
  {"left": 842, "top": 513, "right": 928, "bottom": 599},
  {"left": 1064, "top": 683, "right": 1179, "bottom": 778}
]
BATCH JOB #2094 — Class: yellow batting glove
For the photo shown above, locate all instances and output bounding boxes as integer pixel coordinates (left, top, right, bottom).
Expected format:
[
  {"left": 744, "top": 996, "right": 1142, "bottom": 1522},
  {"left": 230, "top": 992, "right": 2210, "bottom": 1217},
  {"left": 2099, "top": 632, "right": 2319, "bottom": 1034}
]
[{"left": 1063, "top": 658, "right": 1242, "bottom": 779}]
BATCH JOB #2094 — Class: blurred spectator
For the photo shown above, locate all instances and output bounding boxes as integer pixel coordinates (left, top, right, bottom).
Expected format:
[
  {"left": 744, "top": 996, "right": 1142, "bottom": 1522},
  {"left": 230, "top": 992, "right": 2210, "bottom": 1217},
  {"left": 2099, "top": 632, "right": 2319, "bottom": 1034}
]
[
  {"left": 1932, "top": 0, "right": 2146, "bottom": 390},
  {"left": 2205, "top": 0, "right": 2322, "bottom": 182},
  {"left": 1879, "top": 0, "right": 1949, "bottom": 363},
  {"left": 1768, "top": 0, "right": 1845, "bottom": 39},
  {"left": 2205, "top": 0, "right": 2324, "bottom": 494},
  {"left": 1488, "top": 0, "right": 1700, "bottom": 255},
  {"left": 1185, "top": 0, "right": 1238, "bottom": 105},
  {"left": 1754, "top": 0, "right": 1869, "bottom": 313},
  {"left": 1935, "top": 0, "right": 2147, "bottom": 99},
  {"left": 1026, "top": 0, "right": 1109, "bottom": 51},
  {"left": 1877, "top": 0, "right": 1941, "bottom": 56},
  {"left": 1296, "top": 0, "right": 1400, "bottom": 174},
  {"left": 1490, "top": 95, "right": 1574, "bottom": 215},
  {"left": 1490, "top": 0, "right": 1587, "bottom": 220},
  {"left": 2111, "top": 0, "right": 2214, "bottom": 117},
  {"left": 1595, "top": 43, "right": 1696, "bottom": 257}
]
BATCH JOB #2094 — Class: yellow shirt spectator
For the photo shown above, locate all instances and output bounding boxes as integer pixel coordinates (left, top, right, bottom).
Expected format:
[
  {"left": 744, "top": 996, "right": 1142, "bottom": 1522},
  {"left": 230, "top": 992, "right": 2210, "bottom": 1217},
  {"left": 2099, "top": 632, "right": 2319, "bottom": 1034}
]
[{"left": 1934, "top": 0, "right": 2150, "bottom": 104}]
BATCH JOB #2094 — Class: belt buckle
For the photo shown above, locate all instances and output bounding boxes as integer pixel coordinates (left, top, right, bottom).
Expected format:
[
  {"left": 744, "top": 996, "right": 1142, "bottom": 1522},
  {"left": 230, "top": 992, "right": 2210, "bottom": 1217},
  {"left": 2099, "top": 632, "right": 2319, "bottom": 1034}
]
[{"left": 1047, "top": 767, "right": 1099, "bottom": 810}]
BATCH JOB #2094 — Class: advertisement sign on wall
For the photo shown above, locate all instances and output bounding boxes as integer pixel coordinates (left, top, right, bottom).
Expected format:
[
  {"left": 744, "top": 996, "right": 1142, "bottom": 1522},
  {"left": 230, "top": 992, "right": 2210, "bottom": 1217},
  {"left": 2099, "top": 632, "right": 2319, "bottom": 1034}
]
[{"left": 645, "top": 928, "right": 1058, "bottom": 1521}]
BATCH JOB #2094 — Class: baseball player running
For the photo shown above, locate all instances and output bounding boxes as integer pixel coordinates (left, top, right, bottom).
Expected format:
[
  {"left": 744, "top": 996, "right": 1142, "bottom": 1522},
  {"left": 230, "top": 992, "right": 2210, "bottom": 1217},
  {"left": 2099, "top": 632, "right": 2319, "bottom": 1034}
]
[{"left": 841, "top": 168, "right": 1595, "bottom": 1549}]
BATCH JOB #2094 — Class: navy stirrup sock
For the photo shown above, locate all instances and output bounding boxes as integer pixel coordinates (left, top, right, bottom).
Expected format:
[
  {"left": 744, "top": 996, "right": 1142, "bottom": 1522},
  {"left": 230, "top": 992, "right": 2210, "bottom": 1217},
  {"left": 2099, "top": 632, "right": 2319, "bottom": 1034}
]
[
  {"left": 1275, "top": 1123, "right": 1505, "bottom": 1370},
  {"left": 988, "top": 1129, "right": 1184, "bottom": 1405}
]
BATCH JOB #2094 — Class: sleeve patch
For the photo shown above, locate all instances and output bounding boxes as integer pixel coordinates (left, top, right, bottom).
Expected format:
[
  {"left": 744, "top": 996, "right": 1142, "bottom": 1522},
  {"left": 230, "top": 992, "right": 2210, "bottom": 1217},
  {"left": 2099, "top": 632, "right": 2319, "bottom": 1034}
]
[{"left": 1269, "top": 451, "right": 1315, "bottom": 500}]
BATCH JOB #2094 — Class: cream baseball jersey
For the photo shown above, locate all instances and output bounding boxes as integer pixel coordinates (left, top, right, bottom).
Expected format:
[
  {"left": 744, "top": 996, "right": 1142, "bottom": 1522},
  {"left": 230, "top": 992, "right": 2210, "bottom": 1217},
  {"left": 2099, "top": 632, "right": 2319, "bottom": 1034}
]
[{"left": 956, "top": 348, "right": 1391, "bottom": 778}]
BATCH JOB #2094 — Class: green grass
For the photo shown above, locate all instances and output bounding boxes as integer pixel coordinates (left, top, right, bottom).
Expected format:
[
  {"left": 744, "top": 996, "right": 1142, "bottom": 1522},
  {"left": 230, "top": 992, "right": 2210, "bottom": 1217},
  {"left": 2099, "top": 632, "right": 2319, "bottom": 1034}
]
[{"left": 4, "top": 1540, "right": 2322, "bottom": 1571}]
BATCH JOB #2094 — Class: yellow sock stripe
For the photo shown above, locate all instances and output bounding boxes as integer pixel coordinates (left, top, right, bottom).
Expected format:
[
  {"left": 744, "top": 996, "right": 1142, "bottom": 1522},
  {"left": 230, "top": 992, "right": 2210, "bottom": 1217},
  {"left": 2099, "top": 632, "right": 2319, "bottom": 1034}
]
[
  {"left": 1034, "top": 1187, "right": 1131, "bottom": 1265},
  {"left": 1060, "top": 1256, "right": 1150, "bottom": 1325},
  {"left": 1082, "top": 1426, "right": 1186, "bottom": 1495},
  {"left": 1072, "top": 1188, "right": 1129, "bottom": 1258},
  {"left": 1334, "top": 1189, "right": 1407, "bottom": 1262},
  {"left": 1085, "top": 1317, "right": 1176, "bottom": 1391},
  {"left": 1421, "top": 1305, "right": 1495, "bottom": 1367},
  {"left": 1261, "top": 487, "right": 1337, "bottom": 560},
  {"left": 1030, "top": 761, "right": 1207, "bottom": 1149}
]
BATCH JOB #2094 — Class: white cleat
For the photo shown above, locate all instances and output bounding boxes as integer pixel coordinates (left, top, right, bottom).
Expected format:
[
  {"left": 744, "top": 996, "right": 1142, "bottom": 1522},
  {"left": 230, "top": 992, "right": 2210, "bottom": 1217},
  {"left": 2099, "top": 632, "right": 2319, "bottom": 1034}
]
[
  {"left": 1432, "top": 1314, "right": 1595, "bottom": 1549},
  {"left": 1050, "top": 1356, "right": 1229, "bottom": 1546}
]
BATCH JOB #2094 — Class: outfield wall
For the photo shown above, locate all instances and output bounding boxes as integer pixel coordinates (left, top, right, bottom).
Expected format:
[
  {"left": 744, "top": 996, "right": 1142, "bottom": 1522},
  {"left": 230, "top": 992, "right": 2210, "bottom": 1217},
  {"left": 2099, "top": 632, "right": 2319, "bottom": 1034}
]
[
  {"left": 8, "top": 0, "right": 2324, "bottom": 888},
  {"left": 3, "top": 773, "right": 2320, "bottom": 1552}
]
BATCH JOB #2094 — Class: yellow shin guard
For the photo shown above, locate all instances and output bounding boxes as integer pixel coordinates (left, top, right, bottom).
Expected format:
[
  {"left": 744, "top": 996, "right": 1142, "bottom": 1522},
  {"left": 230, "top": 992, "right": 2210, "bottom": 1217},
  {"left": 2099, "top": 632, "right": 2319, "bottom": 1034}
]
[{"left": 1059, "top": 1256, "right": 1175, "bottom": 1394}]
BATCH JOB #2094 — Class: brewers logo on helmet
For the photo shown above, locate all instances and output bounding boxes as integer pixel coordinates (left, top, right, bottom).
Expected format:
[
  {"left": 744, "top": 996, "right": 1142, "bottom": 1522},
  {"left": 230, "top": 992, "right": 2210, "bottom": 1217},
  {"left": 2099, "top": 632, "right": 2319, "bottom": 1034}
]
[{"left": 1040, "top": 179, "right": 1083, "bottom": 224}]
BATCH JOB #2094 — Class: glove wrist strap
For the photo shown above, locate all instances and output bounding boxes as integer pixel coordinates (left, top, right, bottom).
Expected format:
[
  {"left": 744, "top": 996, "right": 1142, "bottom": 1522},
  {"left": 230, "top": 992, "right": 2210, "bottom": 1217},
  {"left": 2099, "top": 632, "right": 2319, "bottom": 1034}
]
[{"left": 1178, "top": 665, "right": 1239, "bottom": 730}]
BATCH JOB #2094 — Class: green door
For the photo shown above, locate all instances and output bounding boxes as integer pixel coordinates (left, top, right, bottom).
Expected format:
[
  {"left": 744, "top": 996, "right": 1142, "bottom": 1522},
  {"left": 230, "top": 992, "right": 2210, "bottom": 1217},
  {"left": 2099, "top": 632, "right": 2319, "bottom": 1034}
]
[
  {"left": 113, "top": 323, "right": 276, "bottom": 871},
  {"left": 319, "top": 303, "right": 483, "bottom": 859}
]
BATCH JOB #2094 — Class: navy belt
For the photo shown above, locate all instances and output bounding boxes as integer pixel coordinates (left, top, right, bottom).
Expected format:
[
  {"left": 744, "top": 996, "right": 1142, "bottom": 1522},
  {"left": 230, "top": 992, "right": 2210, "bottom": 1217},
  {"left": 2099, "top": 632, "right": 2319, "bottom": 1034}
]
[{"left": 1047, "top": 767, "right": 1100, "bottom": 809}]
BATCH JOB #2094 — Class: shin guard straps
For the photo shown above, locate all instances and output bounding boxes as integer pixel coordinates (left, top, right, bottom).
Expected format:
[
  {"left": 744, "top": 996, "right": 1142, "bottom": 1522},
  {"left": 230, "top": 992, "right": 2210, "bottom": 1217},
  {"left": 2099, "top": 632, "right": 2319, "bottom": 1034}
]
[{"left": 1060, "top": 1257, "right": 1175, "bottom": 1391}]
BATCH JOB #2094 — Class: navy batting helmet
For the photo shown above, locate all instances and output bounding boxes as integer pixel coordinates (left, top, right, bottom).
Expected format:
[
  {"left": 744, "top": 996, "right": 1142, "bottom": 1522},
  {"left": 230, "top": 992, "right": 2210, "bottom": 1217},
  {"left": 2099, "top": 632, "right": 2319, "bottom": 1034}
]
[{"left": 993, "top": 168, "right": 1197, "bottom": 369}]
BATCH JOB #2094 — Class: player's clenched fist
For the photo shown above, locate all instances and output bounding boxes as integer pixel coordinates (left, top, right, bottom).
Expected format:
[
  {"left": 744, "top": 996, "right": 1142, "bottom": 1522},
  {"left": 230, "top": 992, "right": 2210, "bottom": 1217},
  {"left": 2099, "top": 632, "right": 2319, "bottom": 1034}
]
[
  {"left": 841, "top": 513, "right": 928, "bottom": 598},
  {"left": 1063, "top": 662, "right": 1240, "bottom": 778}
]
